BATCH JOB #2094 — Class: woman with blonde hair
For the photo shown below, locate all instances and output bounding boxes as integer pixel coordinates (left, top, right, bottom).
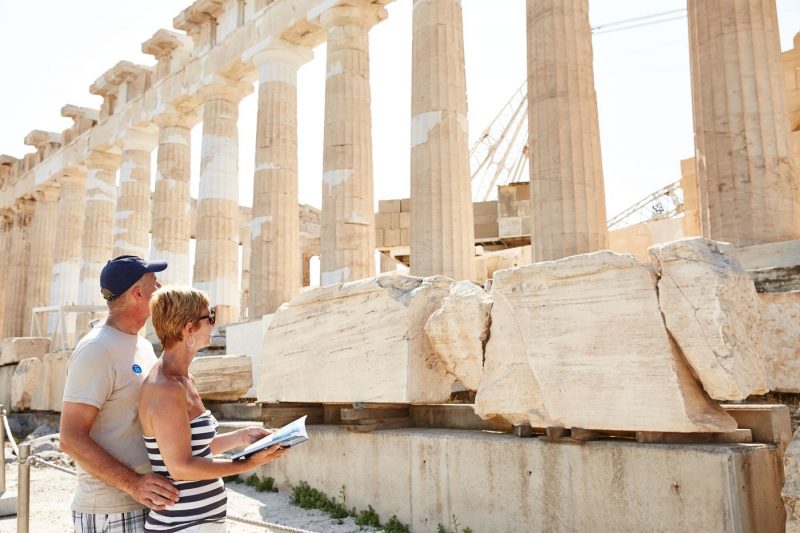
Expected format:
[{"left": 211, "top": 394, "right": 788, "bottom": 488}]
[{"left": 139, "top": 286, "right": 286, "bottom": 532}]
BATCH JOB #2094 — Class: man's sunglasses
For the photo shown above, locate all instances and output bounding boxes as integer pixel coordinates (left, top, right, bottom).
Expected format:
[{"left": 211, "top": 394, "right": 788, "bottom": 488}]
[{"left": 198, "top": 308, "right": 216, "bottom": 326}]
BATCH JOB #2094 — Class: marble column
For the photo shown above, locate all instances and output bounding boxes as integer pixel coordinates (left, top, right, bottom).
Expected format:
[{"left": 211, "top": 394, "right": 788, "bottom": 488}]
[
  {"left": 79, "top": 150, "right": 121, "bottom": 309},
  {"left": 49, "top": 169, "right": 88, "bottom": 341},
  {"left": 318, "top": 3, "right": 385, "bottom": 285},
  {"left": 688, "top": 0, "right": 799, "bottom": 246},
  {"left": 250, "top": 44, "right": 312, "bottom": 316},
  {"left": 0, "top": 213, "right": 11, "bottom": 336},
  {"left": 526, "top": 0, "right": 608, "bottom": 262},
  {"left": 24, "top": 186, "right": 60, "bottom": 336},
  {"left": 194, "top": 80, "right": 252, "bottom": 325},
  {"left": 410, "top": 0, "right": 474, "bottom": 280},
  {"left": 152, "top": 112, "right": 196, "bottom": 287},
  {"left": 3, "top": 199, "right": 34, "bottom": 338},
  {"left": 113, "top": 127, "right": 156, "bottom": 258}
]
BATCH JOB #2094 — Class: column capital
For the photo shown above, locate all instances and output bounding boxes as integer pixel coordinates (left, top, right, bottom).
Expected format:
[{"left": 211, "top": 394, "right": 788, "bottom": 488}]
[
  {"left": 24, "top": 130, "right": 61, "bottom": 150},
  {"left": 317, "top": 1, "right": 388, "bottom": 31},
  {"left": 246, "top": 40, "right": 314, "bottom": 69},
  {"left": 57, "top": 165, "right": 88, "bottom": 185},
  {"left": 153, "top": 109, "right": 200, "bottom": 130},
  {"left": 32, "top": 185, "right": 60, "bottom": 203},
  {"left": 11, "top": 196, "right": 36, "bottom": 217},
  {"left": 120, "top": 125, "right": 159, "bottom": 152},
  {"left": 197, "top": 76, "right": 253, "bottom": 103},
  {"left": 86, "top": 149, "right": 122, "bottom": 171}
]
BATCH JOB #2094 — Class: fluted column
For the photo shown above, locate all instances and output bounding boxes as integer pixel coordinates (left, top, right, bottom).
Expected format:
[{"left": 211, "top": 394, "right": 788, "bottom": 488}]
[
  {"left": 249, "top": 44, "right": 313, "bottom": 316},
  {"left": 3, "top": 199, "right": 35, "bottom": 338},
  {"left": 152, "top": 112, "right": 197, "bottom": 287},
  {"left": 113, "top": 127, "right": 156, "bottom": 258},
  {"left": 24, "top": 186, "right": 60, "bottom": 335},
  {"left": 688, "top": 0, "right": 799, "bottom": 246},
  {"left": 50, "top": 170, "right": 88, "bottom": 341},
  {"left": 0, "top": 213, "right": 11, "bottom": 336},
  {"left": 79, "top": 150, "right": 121, "bottom": 309},
  {"left": 318, "top": 3, "right": 385, "bottom": 286},
  {"left": 526, "top": 0, "right": 608, "bottom": 262},
  {"left": 194, "top": 80, "right": 252, "bottom": 325},
  {"left": 410, "top": 0, "right": 474, "bottom": 279}
]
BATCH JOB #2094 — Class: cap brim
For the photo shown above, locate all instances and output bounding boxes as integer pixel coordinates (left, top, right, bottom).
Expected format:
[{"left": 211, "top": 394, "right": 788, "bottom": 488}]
[{"left": 143, "top": 260, "right": 168, "bottom": 273}]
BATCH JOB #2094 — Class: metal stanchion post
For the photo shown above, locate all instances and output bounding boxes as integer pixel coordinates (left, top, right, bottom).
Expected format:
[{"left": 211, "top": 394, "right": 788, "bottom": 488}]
[
  {"left": 17, "top": 443, "right": 29, "bottom": 533},
  {"left": 0, "top": 404, "right": 5, "bottom": 493}
]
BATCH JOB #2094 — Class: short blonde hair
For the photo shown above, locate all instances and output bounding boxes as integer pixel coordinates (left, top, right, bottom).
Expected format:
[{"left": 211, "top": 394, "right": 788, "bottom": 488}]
[{"left": 150, "top": 286, "right": 210, "bottom": 349}]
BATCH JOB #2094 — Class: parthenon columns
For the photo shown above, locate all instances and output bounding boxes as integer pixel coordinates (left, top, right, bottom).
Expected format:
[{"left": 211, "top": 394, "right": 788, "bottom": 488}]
[
  {"left": 24, "top": 186, "right": 59, "bottom": 335},
  {"left": 113, "top": 127, "right": 157, "bottom": 258},
  {"left": 526, "top": 0, "right": 608, "bottom": 262},
  {"left": 152, "top": 111, "right": 197, "bottom": 287},
  {"left": 410, "top": 0, "right": 474, "bottom": 280},
  {"left": 79, "top": 150, "right": 121, "bottom": 309},
  {"left": 49, "top": 170, "right": 88, "bottom": 337},
  {"left": 3, "top": 199, "right": 34, "bottom": 338},
  {"left": 318, "top": 3, "right": 385, "bottom": 286},
  {"left": 193, "top": 79, "right": 252, "bottom": 325},
  {"left": 249, "top": 43, "right": 313, "bottom": 316},
  {"left": 688, "top": 0, "right": 799, "bottom": 246},
  {"left": 0, "top": 214, "right": 10, "bottom": 335}
]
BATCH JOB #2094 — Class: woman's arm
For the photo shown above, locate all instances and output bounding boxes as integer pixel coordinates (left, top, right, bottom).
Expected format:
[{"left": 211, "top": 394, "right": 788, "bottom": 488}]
[
  {"left": 209, "top": 427, "right": 272, "bottom": 455},
  {"left": 148, "top": 384, "right": 286, "bottom": 481}
]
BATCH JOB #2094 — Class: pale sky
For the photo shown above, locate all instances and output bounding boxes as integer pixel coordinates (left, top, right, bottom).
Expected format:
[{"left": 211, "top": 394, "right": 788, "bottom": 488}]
[{"left": 1, "top": 0, "right": 798, "bottom": 220}]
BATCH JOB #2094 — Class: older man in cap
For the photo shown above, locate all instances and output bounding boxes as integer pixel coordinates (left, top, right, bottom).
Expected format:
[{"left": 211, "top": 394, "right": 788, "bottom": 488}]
[{"left": 61, "top": 256, "right": 180, "bottom": 532}]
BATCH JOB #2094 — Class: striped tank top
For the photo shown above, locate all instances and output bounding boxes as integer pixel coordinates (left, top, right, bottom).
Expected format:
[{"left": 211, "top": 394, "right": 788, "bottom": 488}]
[{"left": 143, "top": 410, "right": 227, "bottom": 532}]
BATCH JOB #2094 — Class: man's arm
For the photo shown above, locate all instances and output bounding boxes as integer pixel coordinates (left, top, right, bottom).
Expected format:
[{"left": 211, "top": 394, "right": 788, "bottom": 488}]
[{"left": 60, "top": 401, "right": 179, "bottom": 509}]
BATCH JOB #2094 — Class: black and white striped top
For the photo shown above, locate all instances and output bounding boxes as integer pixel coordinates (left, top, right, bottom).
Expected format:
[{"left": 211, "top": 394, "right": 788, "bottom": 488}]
[{"left": 143, "top": 410, "right": 227, "bottom": 532}]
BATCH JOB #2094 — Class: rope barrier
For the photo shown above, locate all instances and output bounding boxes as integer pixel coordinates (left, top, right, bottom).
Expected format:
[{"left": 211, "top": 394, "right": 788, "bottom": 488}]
[{"left": 1, "top": 411, "right": 317, "bottom": 532}]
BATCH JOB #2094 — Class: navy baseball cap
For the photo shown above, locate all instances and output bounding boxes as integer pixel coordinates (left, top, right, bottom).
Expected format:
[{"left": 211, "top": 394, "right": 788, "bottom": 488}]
[{"left": 100, "top": 255, "right": 168, "bottom": 302}]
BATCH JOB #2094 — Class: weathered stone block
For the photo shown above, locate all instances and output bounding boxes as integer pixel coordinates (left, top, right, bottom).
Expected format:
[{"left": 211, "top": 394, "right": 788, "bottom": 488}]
[
  {"left": 189, "top": 354, "right": 252, "bottom": 401},
  {"left": 44, "top": 351, "right": 70, "bottom": 411},
  {"left": 0, "top": 364, "right": 14, "bottom": 410},
  {"left": 11, "top": 357, "right": 42, "bottom": 411},
  {"left": 425, "top": 281, "right": 492, "bottom": 391},
  {"left": 477, "top": 251, "right": 737, "bottom": 432},
  {"left": 226, "top": 316, "right": 272, "bottom": 398},
  {"left": 649, "top": 238, "right": 767, "bottom": 400},
  {"left": 0, "top": 337, "right": 52, "bottom": 365},
  {"left": 759, "top": 291, "right": 800, "bottom": 392},
  {"left": 785, "top": 427, "right": 800, "bottom": 530},
  {"left": 258, "top": 275, "right": 455, "bottom": 404}
]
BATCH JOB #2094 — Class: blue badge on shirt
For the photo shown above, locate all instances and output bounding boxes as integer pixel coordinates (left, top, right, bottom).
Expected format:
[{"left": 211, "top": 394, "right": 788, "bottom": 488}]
[{"left": 132, "top": 364, "right": 143, "bottom": 374}]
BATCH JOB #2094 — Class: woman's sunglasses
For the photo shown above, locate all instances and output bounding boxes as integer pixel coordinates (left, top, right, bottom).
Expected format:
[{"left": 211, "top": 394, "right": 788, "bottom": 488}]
[{"left": 198, "top": 308, "right": 216, "bottom": 326}]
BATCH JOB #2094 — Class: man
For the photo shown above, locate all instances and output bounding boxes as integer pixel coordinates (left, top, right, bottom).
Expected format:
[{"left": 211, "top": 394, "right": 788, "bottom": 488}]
[{"left": 61, "top": 256, "right": 180, "bottom": 532}]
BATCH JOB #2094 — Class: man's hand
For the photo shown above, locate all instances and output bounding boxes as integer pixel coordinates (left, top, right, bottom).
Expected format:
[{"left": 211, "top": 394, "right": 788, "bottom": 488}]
[{"left": 129, "top": 473, "right": 180, "bottom": 510}]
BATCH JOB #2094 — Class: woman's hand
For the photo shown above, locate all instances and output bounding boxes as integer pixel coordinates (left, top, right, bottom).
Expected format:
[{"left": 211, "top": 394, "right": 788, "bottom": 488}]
[
  {"left": 237, "top": 427, "right": 274, "bottom": 447},
  {"left": 246, "top": 444, "right": 288, "bottom": 467}
]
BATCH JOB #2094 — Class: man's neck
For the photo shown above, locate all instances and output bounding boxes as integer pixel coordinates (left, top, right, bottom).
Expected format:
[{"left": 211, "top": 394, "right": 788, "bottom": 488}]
[{"left": 105, "top": 312, "right": 145, "bottom": 335}]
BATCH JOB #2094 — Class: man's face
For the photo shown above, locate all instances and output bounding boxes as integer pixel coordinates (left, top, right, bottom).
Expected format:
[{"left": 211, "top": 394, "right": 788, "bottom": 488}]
[{"left": 140, "top": 273, "right": 161, "bottom": 303}]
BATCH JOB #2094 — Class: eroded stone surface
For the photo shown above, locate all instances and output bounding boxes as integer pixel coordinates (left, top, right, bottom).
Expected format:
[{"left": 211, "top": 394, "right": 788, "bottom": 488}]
[
  {"left": 477, "top": 251, "right": 736, "bottom": 432},
  {"left": 0, "top": 364, "right": 14, "bottom": 410},
  {"left": 44, "top": 351, "right": 69, "bottom": 411},
  {"left": 759, "top": 291, "right": 800, "bottom": 392},
  {"left": 258, "top": 274, "right": 455, "bottom": 404},
  {"left": 650, "top": 237, "right": 767, "bottom": 400},
  {"left": 784, "top": 427, "right": 800, "bottom": 531},
  {"left": 11, "top": 357, "right": 42, "bottom": 411},
  {"left": 0, "top": 337, "right": 51, "bottom": 366},
  {"left": 189, "top": 354, "right": 252, "bottom": 401},
  {"left": 425, "top": 281, "right": 491, "bottom": 391}
]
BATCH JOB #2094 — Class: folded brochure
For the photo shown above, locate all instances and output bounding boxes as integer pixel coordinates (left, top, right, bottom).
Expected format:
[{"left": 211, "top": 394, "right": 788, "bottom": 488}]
[{"left": 231, "top": 415, "right": 308, "bottom": 460}]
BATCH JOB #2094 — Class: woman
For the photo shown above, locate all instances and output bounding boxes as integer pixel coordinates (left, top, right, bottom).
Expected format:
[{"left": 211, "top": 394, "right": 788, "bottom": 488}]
[{"left": 139, "top": 286, "right": 286, "bottom": 532}]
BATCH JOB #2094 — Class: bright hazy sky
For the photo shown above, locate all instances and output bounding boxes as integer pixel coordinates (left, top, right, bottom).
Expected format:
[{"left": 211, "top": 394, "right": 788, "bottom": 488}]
[{"left": 1, "top": 0, "right": 798, "bottom": 220}]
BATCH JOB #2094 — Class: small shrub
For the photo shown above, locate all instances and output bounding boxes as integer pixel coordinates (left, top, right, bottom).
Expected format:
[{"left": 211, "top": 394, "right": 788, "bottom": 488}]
[
  {"left": 290, "top": 481, "right": 351, "bottom": 519},
  {"left": 383, "top": 515, "right": 411, "bottom": 533},
  {"left": 222, "top": 474, "right": 241, "bottom": 484},
  {"left": 243, "top": 474, "right": 278, "bottom": 493},
  {"left": 354, "top": 505, "right": 381, "bottom": 528},
  {"left": 437, "top": 525, "right": 448, "bottom": 533}
]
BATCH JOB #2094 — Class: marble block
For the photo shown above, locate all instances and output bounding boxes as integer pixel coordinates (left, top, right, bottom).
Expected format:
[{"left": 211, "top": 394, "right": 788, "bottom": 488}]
[
  {"left": 0, "top": 337, "right": 51, "bottom": 365},
  {"left": 758, "top": 291, "right": 800, "bottom": 392},
  {"left": 425, "top": 281, "right": 492, "bottom": 391},
  {"left": 649, "top": 237, "right": 767, "bottom": 400},
  {"left": 258, "top": 275, "right": 456, "bottom": 404},
  {"left": 189, "top": 354, "right": 252, "bottom": 401}
]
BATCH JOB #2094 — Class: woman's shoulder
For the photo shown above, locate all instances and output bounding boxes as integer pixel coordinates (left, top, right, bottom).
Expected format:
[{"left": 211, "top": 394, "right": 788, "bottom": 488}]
[{"left": 142, "top": 372, "right": 187, "bottom": 406}]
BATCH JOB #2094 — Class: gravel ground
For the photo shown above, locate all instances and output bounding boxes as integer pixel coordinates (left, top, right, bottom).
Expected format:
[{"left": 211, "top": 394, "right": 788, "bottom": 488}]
[{"left": 0, "top": 443, "right": 384, "bottom": 533}]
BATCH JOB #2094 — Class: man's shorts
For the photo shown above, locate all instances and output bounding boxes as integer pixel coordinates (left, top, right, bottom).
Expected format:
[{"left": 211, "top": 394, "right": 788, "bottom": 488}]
[{"left": 72, "top": 509, "right": 147, "bottom": 533}]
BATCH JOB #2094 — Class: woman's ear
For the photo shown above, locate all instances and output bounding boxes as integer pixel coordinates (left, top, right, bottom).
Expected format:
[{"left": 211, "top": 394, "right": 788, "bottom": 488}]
[{"left": 182, "top": 321, "right": 195, "bottom": 339}]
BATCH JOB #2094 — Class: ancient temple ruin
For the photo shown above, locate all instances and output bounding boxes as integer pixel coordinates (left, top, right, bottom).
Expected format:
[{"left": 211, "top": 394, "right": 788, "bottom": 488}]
[{"left": 1, "top": 0, "right": 800, "bottom": 531}]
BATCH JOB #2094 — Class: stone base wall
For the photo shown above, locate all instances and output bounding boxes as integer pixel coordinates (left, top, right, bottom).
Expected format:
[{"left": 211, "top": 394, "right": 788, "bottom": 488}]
[{"left": 257, "top": 426, "right": 784, "bottom": 533}]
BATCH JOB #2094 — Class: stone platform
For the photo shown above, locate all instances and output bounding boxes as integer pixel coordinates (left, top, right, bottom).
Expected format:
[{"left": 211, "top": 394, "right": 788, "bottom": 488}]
[{"left": 256, "top": 426, "right": 784, "bottom": 533}]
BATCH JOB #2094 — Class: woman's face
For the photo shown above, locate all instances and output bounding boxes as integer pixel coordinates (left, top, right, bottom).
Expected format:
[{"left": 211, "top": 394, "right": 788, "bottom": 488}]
[{"left": 193, "top": 306, "right": 215, "bottom": 350}]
